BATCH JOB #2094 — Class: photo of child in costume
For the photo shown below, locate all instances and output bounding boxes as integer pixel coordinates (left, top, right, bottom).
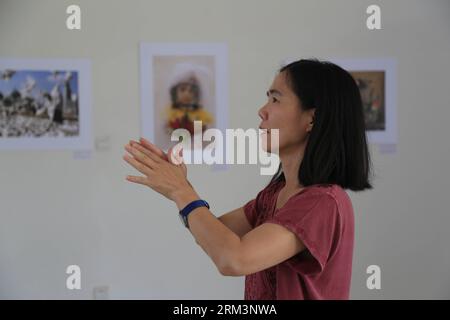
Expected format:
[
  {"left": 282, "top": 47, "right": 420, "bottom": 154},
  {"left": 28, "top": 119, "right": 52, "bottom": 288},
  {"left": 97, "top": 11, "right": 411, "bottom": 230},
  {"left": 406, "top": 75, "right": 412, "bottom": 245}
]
[
  {"left": 149, "top": 55, "right": 219, "bottom": 152},
  {"left": 165, "top": 69, "right": 214, "bottom": 136}
]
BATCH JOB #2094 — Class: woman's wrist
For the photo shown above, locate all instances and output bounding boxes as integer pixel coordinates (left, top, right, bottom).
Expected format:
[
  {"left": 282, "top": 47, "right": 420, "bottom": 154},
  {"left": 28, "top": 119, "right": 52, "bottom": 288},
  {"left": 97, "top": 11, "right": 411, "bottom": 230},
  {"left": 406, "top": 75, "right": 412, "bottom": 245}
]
[{"left": 172, "top": 185, "right": 201, "bottom": 211}]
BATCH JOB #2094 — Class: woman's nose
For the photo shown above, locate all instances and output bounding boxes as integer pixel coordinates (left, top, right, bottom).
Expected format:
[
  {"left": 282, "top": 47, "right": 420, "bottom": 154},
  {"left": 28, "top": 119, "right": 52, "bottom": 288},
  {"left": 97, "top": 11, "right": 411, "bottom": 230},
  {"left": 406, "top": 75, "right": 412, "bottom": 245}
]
[{"left": 258, "top": 105, "right": 267, "bottom": 121}]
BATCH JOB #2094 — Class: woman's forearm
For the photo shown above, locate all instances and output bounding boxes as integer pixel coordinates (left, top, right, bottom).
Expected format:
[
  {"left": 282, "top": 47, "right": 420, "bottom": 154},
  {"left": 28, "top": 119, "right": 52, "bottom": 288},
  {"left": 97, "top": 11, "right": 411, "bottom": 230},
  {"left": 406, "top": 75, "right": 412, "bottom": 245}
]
[{"left": 172, "top": 187, "right": 241, "bottom": 276}]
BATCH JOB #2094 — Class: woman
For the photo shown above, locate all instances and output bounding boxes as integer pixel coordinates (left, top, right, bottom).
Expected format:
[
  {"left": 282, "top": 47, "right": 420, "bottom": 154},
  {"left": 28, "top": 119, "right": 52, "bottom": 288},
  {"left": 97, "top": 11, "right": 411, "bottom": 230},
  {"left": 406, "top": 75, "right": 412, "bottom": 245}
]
[{"left": 123, "top": 58, "right": 372, "bottom": 300}]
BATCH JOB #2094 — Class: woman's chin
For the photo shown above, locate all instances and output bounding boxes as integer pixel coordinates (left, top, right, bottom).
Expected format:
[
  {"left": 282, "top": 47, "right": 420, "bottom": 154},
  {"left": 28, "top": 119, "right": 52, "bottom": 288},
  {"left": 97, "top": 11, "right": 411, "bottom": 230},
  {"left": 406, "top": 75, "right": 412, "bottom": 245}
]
[{"left": 261, "top": 143, "right": 279, "bottom": 154}]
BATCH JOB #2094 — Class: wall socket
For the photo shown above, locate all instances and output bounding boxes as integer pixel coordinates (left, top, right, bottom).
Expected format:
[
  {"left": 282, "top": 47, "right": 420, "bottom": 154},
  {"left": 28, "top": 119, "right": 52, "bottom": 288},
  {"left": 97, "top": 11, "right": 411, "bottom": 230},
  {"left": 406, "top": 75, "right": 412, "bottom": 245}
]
[{"left": 93, "top": 285, "right": 109, "bottom": 300}]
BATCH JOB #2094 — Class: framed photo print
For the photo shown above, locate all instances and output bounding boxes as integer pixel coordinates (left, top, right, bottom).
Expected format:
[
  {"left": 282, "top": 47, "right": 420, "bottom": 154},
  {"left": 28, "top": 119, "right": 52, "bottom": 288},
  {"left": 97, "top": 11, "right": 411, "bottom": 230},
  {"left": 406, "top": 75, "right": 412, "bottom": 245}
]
[
  {"left": 140, "top": 43, "right": 229, "bottom": 154},
  {"left": 328, "top": 58, "right": 397, "bottom": 145},
  {"left": 0, "top": 58, "right": 92, "bottom": 150}
]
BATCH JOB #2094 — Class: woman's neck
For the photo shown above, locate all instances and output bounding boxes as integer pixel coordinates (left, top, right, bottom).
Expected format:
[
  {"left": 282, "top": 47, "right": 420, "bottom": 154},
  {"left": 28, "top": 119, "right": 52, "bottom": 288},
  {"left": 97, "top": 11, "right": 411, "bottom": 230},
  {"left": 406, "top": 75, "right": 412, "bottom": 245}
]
[{"left": 279, "top": 144, "right": 305, "bottom": 191}]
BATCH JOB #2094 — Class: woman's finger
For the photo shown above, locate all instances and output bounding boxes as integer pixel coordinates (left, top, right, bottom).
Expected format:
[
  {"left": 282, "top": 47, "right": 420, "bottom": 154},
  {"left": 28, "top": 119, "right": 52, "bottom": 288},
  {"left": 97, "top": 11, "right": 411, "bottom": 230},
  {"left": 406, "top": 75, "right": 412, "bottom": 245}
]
[
  {"left": 131, "top": 142, "right": 166, "bottom": 166},
  {"left": 167, "top": 144, "right": 184, "bottom": 165},
  {"left": 123, "top": 154, "right": 152, "bottom": 176},
  {"left": 139, "top": 137, "right": 168, "bottom": 161},
  {"left": 125, "top": 144, "right": 160, "bottom": 169},
  {"left": 130, "top": 142, "right": 163, "bottom": 164},
  {"left": 180, "top": 161, "right": 187, "bottom": 172},
  {"left": 126, "top": 175, "right": 149, "bottom": 186}
]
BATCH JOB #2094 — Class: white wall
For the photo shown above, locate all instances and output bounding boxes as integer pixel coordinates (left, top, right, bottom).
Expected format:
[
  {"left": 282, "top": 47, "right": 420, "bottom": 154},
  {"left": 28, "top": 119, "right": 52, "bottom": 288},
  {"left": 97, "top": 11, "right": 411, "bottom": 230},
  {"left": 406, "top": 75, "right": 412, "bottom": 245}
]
[{"left": 0, "top": 0, "right": 449, "bottom": 299}]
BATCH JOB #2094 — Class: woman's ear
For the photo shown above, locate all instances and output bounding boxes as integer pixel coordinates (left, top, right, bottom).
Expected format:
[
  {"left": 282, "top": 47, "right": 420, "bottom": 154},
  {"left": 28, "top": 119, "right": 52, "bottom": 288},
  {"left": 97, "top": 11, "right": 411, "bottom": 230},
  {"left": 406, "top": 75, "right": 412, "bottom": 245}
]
[{"left": 307, "top": 108, "right": 315, "bottom": 132}]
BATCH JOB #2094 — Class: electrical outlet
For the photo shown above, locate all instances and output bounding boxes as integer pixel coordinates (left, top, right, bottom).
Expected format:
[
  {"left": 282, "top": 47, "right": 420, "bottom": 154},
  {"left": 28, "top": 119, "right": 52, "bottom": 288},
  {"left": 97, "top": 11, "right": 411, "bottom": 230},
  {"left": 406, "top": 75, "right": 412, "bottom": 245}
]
[{"left": 93, "top": 285, "right": 109, "bottom": 300}]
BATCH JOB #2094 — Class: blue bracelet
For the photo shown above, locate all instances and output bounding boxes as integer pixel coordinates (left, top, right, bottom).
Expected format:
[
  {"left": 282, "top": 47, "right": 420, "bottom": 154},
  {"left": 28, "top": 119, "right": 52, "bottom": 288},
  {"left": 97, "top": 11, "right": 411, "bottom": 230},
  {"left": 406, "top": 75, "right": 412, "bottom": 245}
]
[{"left": 179, "top": 200, "right": 210, "bottom": 228}]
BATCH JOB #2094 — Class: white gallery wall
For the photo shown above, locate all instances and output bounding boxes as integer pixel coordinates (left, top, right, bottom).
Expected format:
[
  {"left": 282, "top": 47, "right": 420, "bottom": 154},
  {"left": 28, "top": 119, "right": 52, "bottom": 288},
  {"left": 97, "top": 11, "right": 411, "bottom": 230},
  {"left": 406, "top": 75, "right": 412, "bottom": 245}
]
[{"left": 0, "top": 0, "right": 449, "bottom": 299}]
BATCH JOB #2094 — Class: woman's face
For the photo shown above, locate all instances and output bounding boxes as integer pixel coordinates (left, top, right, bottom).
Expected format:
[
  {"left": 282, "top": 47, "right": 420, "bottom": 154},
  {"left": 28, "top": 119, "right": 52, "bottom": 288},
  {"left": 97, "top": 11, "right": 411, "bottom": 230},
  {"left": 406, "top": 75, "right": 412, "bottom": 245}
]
[{"left": 258, "top": 71, "right": 314, "bottom": 153}]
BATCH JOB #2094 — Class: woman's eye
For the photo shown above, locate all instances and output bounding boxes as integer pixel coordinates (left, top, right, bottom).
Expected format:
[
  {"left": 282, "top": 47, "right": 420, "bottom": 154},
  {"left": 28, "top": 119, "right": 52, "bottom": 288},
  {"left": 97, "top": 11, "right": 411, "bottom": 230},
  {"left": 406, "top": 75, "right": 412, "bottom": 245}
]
[{"left": 271, "top": 97, "right": 278, "bottom": 103}]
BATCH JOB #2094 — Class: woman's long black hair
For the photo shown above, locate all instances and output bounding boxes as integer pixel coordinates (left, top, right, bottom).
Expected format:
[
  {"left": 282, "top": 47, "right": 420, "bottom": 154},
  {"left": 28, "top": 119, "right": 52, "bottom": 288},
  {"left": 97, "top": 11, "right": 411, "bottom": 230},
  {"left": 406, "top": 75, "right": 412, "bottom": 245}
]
[{"left": 269, "top": 58, "right": 373, "bottom": 191}]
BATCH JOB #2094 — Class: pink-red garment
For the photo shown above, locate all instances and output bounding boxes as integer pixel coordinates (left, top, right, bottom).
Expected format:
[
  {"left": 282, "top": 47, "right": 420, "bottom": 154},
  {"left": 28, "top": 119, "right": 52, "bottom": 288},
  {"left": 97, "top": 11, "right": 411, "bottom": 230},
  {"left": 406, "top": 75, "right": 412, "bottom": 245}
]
[{"left": 243, "top": 179, "right": 355, "bottom": 300}]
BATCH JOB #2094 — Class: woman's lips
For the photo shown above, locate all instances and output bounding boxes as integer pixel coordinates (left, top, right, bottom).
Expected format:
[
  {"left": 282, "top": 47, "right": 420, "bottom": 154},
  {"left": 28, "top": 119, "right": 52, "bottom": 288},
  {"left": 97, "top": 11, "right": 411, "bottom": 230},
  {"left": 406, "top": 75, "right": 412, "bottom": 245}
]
[{"left": 259, "top": 128, "right": 270, "bottom": 136}]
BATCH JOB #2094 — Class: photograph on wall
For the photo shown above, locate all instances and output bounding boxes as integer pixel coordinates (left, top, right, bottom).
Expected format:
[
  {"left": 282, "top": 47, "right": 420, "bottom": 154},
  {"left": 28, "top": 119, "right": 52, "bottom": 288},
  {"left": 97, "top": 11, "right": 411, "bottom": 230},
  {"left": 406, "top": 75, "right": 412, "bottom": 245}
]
[
  {"left": 0, "top": 58, "right": 92, "bottom": 150},
  {"left": 140, "top": 43, "right": 228, "bottom": 153},
  {"left": 327, "top": 58, "right": 397, "bottom": 145},
  {"left": 351, "top": 70, "right": 385, "bottom": 131}
]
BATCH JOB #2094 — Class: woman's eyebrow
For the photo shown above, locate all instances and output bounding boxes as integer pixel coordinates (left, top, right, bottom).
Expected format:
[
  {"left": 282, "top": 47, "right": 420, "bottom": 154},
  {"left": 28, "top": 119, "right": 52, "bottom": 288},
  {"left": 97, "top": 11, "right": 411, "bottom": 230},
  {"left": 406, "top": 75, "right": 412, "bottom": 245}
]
[{"left": 266, "top": 89, "right": 283, "bottom": 97}]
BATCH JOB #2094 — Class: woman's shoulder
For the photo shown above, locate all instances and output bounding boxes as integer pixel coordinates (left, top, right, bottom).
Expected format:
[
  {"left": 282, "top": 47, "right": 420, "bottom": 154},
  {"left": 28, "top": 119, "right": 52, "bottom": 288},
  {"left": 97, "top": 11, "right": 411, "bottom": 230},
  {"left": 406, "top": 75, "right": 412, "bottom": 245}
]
[
  {"left": 264, "top": 183, "right": 345, "bottom": 214},
  {"left": 260, "top": 180, "right": 351, "bottom": 207},
  {"left": 306, "top": 183, "right": 345, "bottom": 194},
  {"left": 300, "top": 184, "right": 353, "bottom": 218}
]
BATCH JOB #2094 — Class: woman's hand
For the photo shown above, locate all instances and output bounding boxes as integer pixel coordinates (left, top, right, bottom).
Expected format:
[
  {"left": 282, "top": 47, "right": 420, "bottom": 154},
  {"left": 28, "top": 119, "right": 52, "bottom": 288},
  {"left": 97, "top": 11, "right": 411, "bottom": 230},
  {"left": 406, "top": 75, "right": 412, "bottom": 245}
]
[
  {"left": 137, "top": 137, "right": 188, "bottom": 179},
  {"left": 123, "top": 137, "right": 192, "bottom": 203}
]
